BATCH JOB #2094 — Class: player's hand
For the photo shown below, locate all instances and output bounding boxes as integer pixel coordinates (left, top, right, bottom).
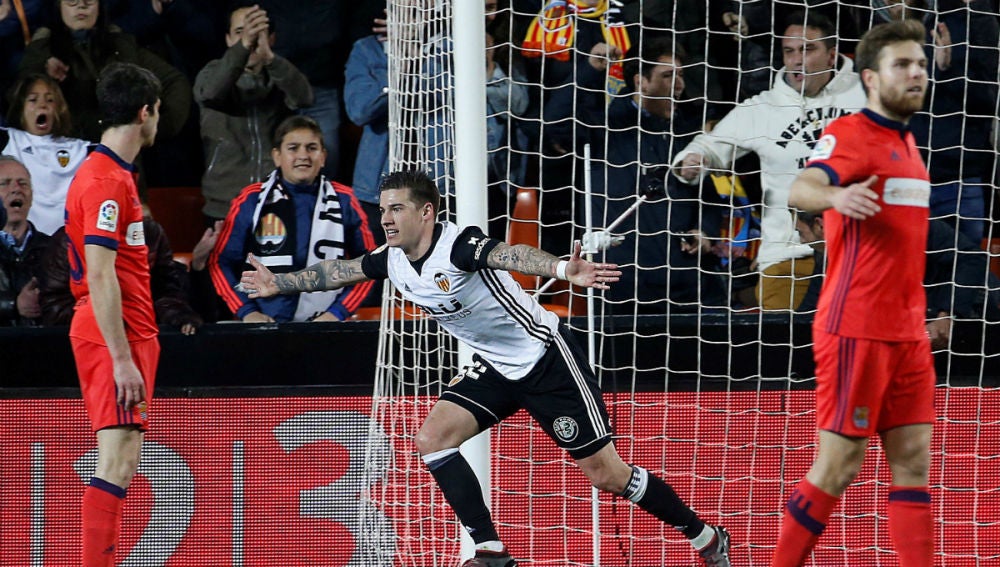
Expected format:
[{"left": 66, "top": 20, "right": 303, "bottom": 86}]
[
  {"left": 238, "top": 253, "right": 280, "bottom": 298},
  {"left": 831, "top": 175, "right": 881, "bottom": 220},
  {"left": 566, "top": 240, "right": 621, "bottom": 290},
  {"left": 113, "top": 358, "right": 146, "bottom": 410},
  {"left": 45, "top": 57, "right": 69, "bottom": 81},
  {"left": 311, "top": 311, "right": 338, "bottom": 322},
  {"left": 581, "top": 230, "right": 624, "bottom": 254},
  {"left": 926, "top": 312, "right": 952, "bottom": 350},
  {"left": 676, "top": 152, "right": 705, "bottom": 182},
  {"left": 16, "top": 277, "right": 41, "bottom": 319}
]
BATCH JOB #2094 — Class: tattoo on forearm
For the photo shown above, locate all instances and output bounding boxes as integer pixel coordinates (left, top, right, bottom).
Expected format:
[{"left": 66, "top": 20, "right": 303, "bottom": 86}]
[
  {"left": 488, "top": 244, "right": 558, "bottom": 277},
  {"left": 274, "top": 259, "right": 365, "bottom": 293}
]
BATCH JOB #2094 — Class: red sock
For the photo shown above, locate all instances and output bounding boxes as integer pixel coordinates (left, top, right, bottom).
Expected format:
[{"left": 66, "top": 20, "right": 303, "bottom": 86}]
[
  {"left": 772, "top": 479, "right": 839, "bottom": 567},
  {"left": 889, "top": 486, "right": 933, "bottom": 567},
  {"left": 82, "top": 478, "right": 126, "bottom": 567}
]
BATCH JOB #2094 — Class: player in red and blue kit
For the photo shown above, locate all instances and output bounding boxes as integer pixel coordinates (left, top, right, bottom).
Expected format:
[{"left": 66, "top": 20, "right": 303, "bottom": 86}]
[
  {"left": 65, "top": 63, "right": 162, "bottom": 567},
  {"left": 774, "top": 20, "right": 936, "bottom": 567}
]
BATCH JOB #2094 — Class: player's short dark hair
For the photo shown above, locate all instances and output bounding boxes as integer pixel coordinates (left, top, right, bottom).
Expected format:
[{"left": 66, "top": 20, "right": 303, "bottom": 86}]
[
  {"left": 96, "top": 63, "right": 161, "bottom": 131},
  {"left": 380, "top": 169, "right": 440, "bottom": 214},
  {"left": 782, "top": 10, "right": 837, "bottom": 50},
  {"left": 856, "top": 19, "right": 926, "bottom": 79},
  {"left": 272, "top": 115, "right": 324, "bottom": 150}
]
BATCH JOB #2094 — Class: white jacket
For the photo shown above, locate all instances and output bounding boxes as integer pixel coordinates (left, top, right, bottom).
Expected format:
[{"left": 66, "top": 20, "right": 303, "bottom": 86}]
[{"left": 672, "top": 56, "right": 866, "bottom": 269}]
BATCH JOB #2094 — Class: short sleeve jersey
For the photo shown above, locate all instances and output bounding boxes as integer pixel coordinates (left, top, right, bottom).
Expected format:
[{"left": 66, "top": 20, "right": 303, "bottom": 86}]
[
  {"left": 65, "top": 145, "right": 157, "bottom": 343},
  {"left": 805, "top": 109, "right": 930, "bottom": 341},
  {"left": 362, "top": 222, "right": 561, "bottom": 380}
]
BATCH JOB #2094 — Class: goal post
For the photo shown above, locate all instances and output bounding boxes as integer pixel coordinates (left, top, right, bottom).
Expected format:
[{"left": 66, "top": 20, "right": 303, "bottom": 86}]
[{"left": 361, "top": 1, "right": 1000, "bottom": 565}]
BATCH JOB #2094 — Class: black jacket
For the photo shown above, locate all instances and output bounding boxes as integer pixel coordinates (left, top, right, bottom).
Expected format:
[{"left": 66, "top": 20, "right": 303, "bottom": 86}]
[
  {"left": 41, "top": 218, "right": 202, "bottom": 329},
  {"left": 0, "top": 224, "right": 50, "bottom": 326}
]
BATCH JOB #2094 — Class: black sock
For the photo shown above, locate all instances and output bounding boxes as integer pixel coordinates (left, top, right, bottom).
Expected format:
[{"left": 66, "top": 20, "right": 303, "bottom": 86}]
[
  {"left": 425, "top": 450, "right": 500, "bottom": 544},
  {"left": 621, "top": 465, "right": 706, "bottom": 539}
]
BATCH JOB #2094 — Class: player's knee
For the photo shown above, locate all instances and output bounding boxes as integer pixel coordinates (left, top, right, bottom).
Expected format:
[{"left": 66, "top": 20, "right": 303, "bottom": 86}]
[
  {"left": 97, "top": 452, "right": 141, "bottom": 488},
  {"left": 413, "top": 430, "right": 435, "bottom": 456},
  {"left": 581, "top": 461, "right": 630, "bottom": 494},
  {"left": 589, "top": 472, "right": 626, "bottom": 494},
  {"left": 810, "top": 453, "right": 864, "bottom": 495},
  {"left": 889, "top": 451, "right": 930, "bottom": 482},
  {"left": 414, "top": 428, "right": 451, "bottom": 457}
]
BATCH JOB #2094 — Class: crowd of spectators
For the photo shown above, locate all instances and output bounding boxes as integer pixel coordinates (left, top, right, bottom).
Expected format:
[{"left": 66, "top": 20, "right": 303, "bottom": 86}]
[{"left": 0, "top": 0, "right": 998, "bottom": 332}]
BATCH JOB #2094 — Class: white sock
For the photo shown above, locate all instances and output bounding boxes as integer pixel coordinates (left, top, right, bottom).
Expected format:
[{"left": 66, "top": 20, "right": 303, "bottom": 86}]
[
  {"left": 689, "top": 524, "right": 715, "bottom": 550},
  {"left": 475, "top": 540, "right": 505, "bottom": 553}
]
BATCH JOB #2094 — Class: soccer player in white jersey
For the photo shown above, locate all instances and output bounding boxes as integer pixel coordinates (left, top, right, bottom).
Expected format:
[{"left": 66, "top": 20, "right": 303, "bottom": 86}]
[{"left": 239, "top": 169, "right": 732, "bottom": 567}]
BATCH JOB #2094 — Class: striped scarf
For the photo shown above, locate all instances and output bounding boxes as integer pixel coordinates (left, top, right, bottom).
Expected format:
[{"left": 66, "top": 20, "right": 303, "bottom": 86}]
[{"left": 523, "top": 0, "right": 631, "bottom": 94}]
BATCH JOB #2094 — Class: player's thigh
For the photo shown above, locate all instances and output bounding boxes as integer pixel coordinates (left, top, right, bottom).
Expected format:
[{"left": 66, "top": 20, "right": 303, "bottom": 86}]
[
  {"left": 417, "top": 399, "right": 482, "bottom": 452},
  {"left": 72, "top": 337, "right": 159, "bottom": 433},
  {"left": 878, "top": 339, "right": 935, "bottom": 432},
  {"left": 519, "top": 329, "right": 612, "bottom": 460},
  {"left": 813, "top": 330, "right": 895, "bottom": 438},
  {"left": 439, "top": 355, "right": 520, "bottom": 433}
]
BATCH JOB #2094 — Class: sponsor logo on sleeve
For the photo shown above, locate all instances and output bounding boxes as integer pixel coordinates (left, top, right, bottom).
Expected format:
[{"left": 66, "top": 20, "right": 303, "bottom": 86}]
[
  {"left": 882, "top": 178, "right": 930, "bottom": 208},
  {"left": 125, "top": 221, "right": 145, "bottom": 245},
  {"left": 97, "top": 200, "right": 119, "bottom": 232},
  {"left": 473, "top": 238, "right": 489, "bottom": 261},
  {"left": 809, "top": 134, "right": 837, "bottom": 161}
]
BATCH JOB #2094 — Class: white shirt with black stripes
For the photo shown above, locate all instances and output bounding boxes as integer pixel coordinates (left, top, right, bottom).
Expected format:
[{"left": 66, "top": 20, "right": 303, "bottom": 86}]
[{"left": 364, "top": 222, "right": 560, "bottom": 380}]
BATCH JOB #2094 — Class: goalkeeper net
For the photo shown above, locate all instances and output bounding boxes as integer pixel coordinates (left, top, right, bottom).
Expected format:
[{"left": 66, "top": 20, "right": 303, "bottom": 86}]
[{"left": 361, "top": 1, "right": 1000, "bottom": 565}]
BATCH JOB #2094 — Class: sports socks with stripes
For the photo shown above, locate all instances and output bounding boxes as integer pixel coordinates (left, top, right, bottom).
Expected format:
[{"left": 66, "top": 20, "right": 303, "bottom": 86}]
[
  {"left": 888, "top": 486, "right": 933, "bottom": 567},
  {"left": 620, "top": 465, "right": 707, "bottom": 543},
  {"left": 772, "top": 479, "right": 839, "bottom": 566},
  {"left": 82, "top": 476, "right": 126, "bottom": 567}
]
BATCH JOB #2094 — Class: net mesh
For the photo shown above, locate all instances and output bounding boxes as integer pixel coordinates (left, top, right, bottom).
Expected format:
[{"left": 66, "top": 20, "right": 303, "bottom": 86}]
[{"left": 363, "top": 0, "right": 1000, "bottom": 565}]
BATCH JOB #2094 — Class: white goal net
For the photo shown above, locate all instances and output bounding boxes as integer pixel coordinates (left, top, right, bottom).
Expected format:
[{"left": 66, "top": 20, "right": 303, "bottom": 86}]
[{"left": 361, "top": 1, "right": 1000, "bottom": 565}]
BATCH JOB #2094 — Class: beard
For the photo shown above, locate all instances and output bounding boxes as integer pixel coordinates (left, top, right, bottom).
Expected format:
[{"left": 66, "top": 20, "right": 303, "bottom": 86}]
[{"left": 879, "top": 88, "right": 925, "bottom": 120}]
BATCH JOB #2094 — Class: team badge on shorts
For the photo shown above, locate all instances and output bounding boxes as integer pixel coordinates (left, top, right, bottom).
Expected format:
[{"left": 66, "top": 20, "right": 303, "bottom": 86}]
[
  {"left": 553, "top": 416, "right": 579, "bottom": 442},
  {"left": 136, "top": 401, "right": 148, "bottom": 421},
  {"left": 853, "top": 406, "right": 870, "bottom": 429}
]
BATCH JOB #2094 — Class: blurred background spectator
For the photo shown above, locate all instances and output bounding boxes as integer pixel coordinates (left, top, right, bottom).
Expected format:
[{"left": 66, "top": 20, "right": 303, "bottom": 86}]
[
  {"left": 195, "top": 2, "right": 313, "bottom": 223},
  {"left": 1, "top": 73, "right": 91, "bottom": 234},
  {"left": 0, "top": 155, "right": 48, "bottom": 326},
  {"left": 209, "top": 115, "right": 375, "bottom": 323}
]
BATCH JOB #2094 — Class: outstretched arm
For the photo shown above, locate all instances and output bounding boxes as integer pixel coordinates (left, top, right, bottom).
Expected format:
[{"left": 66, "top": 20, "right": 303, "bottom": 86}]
[
  {"left": 789, "top": 168, "right": 881, "bottom": 220},
  {"left": 486, "top": 241, "right": 621, "bottom": 290},
  {"left": 238, "top": 254, "right": 370, "bottom": 298}
]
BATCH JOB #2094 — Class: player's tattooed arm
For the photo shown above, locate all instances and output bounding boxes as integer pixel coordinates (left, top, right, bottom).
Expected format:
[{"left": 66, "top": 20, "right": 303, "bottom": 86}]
[
  {"left": 274, "top": 257, "right": 369, "bottom": 293},
  {"left": 487, "top": 242, "right": 561, "bottom": 278}
]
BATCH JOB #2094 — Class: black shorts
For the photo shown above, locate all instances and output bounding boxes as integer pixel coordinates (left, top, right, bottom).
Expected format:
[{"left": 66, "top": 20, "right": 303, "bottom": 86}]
[{"left": 441, "top": 326, "right": 613, "bottom": 460}]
